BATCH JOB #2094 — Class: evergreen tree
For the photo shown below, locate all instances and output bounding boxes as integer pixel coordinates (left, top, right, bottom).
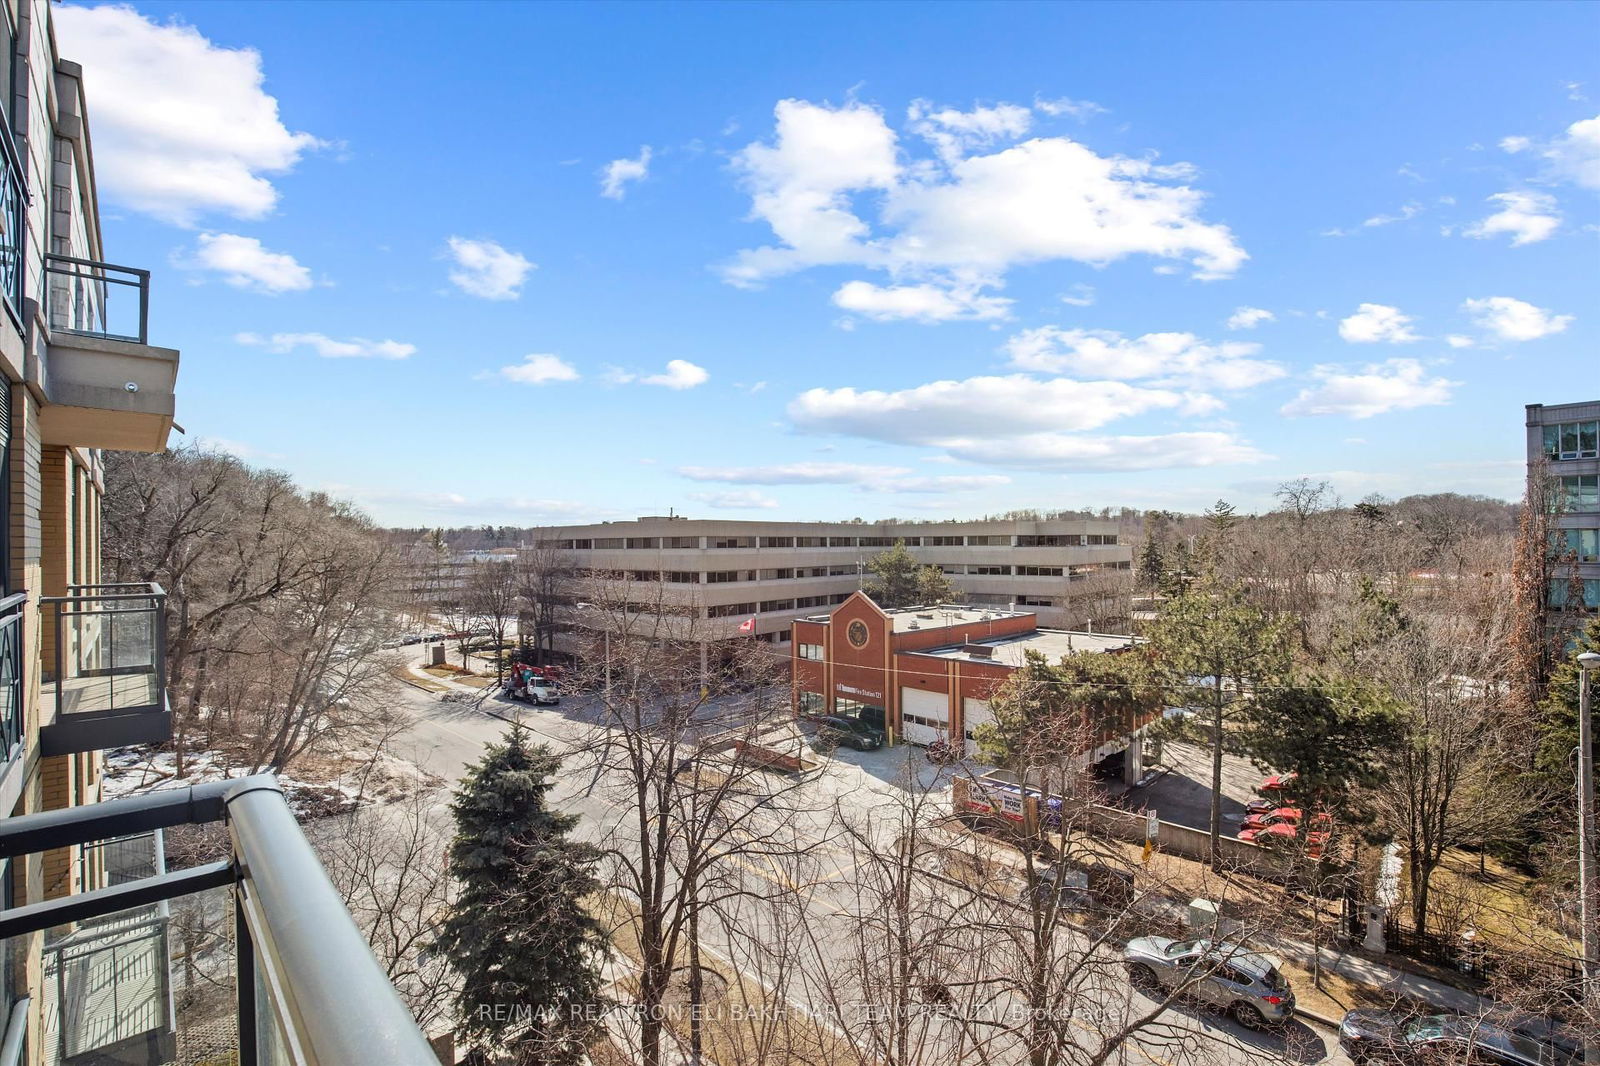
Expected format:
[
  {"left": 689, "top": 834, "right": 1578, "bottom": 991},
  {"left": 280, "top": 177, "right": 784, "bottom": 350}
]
[
  {"left": 437, "top": 727, "right": 607, "bottom": 1065},
  {"left": 1135, "top": 536, "right": 1165, "bottom": 595},
  {"left": 1535, "top": 616, "right": 1600, "bottom": 788},
  {"left": 914, "top": 563, "right": 960, "bottom": 606},
  {"left": 862, "top": 540, "right": 924, "bottom": 608}
]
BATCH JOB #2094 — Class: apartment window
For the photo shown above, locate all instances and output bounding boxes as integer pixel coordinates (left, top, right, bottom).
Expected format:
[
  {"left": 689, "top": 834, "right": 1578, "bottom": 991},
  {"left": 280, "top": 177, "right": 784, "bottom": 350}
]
[
  {"left": 760, "top": 599, "right": 796, "bottom": 613},
  {"left": 967, "top": 535, "right": 1011, "bottom": 546},
  {"left": 927, "top": 536, "right": 964, "bottom": 546},
  {"left": 708, "top": 602, "right": 758, "bottom": 618},
  {"left": 828, "top": 536, "right": 857, "bottom": 547},
  {"left": 663, "top": 571, "right": 699, "bottom": 583},
  {"left": 711, "top": 536, "right": 756, "bottom": 549},
  {"left": 1552, "top": 529, "right": 1600, "bottom": 563},
  {"left": 626, "top": 537, "right": 659, "bottom": 549},
  {"left": 969, "top": 564, "right": 1012, "bottom": 576},
  {"left": 795, "top": 536, "right": 825, "bottom": 547},
  {"left": 593, "top": 537, "right": 624, "bottom": 549},
  {"left": 759, "top": 568, "right": 794, "bottom": 580},
  {"left": 662, "top": 536, "right": 700, "bottom": 549},
  {"left": 1543, "top": 420, "right": 1600, "bottom": 461},
  {"left": 1017, "top": 565, "right": 1064, "bottom": 577},
  {"left": 1555, "top": 476, "right": 1600, "bottom": 512},
  {"left": 1549, "top": 579, "right": 1600, "bottom": 612},
  {"left": 760, "top": 536, "right": 795, "bottom": 548}
]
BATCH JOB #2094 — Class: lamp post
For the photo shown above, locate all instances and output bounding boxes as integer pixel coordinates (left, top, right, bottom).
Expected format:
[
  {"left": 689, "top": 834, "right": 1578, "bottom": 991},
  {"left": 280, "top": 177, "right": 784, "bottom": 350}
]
[{"left": 1579, "top": 649, "right": 1600, "bottom": 1063}]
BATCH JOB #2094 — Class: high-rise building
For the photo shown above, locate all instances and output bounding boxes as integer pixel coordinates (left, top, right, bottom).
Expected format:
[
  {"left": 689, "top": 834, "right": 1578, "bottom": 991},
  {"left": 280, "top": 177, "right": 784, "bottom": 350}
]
[
  {"left": 1527, "top": 401, "right": 1600, "bottom": 616},
  {"left": 0, "top": 5, "right": 434, "bottom": 1062}
]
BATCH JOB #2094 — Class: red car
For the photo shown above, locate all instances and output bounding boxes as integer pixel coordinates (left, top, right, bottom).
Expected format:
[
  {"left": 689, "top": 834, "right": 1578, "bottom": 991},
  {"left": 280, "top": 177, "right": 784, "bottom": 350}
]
[
  {"left": 1257, "top": 772, "right": 1299, "bottom": 793},
  {"left": 1240, "top": 821, "right": 1328, "bottom": 859},
  {"left": 1239, "top": 807, "right": 1333, "bottom": 834}
]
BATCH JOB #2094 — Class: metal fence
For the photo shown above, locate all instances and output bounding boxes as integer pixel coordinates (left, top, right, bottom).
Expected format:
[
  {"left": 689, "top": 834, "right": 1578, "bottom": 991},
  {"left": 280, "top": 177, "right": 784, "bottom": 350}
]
[
  {"left": 0, "top": 594, "right": 23, "bottom": 760},
  {"left": 42, "top": 254, "right": 150, "bottom": 345}
]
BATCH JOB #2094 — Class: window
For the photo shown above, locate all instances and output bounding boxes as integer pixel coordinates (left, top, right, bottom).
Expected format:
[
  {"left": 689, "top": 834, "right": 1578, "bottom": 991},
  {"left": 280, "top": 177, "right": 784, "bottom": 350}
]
[
  {"left": 799, "top": 566, "right": 829, "bottom": 578},
  {"left": 828, "top": 536, "right": 857, "bottom": 547},
  {"left": 939, "top": 564, "right": 963, "bottom": 574},
  {"left": 662, "top": 536, "right": 700, "bottom": 549},
  {"left": 571, "top": 539, "right": 592, "bottom": 549},
  {"left": 899, "top": 537, "right": 922, "bottom": 546},
  {"left": 927, "top": 535, "right": 964, "bottom": 546},
  {"left": 1017, "top": 565, "right": 1064, "bottom": 576},
  {"left": 626, "top": 537, "right": 659, "bottom": 549},
  {"left": 828, "top": 565, "right": 857, "bottom": 577},
  {"left": 760, "top": 536, "right": 794, "bottom": 548},
  {"left": 1555, "top": 476, "right": 1600, "bottom": 512},
  {"left": 706, "top": 570, "right": 740, "bottom": 583},
  {"left": 969, "top": 564, "right": 1012, "bottom": 576},
  {"left": 760, "top": 599, "right": 795, "bottom": 613},
  {"left": 759, "top": 568, "right": 794, "bottom": 580},
  {"left": 1549, "top": 579, "right": 1600, "bottom": 613},
  {"left": 628, "top": 570, "right": 659, "bottom": 582},
  {"left": 663, "top": 571, "right": 699, "bottom": 583},
  {"left": 593, "top": 537, "right": 624, "bottom": 549},
  {"left": 795, "top": 536, "right": 825, "bottom": 547},
  {"left": 711, "top": 536, "right": 756, "bottom": 549},
  {"left": 798, "top": 643, "right": 824, "bottom": 660},
  {"left": 1017, "top": 534, "right": 1079, "bottom": 547},
  {"left": 1544, "top": 420, "right": 1600, "bottom": 460},
  {"left": 1552, "top": 529, "right": 1600, "bottom": 563},
  {"left": 967, "top": 535, "right": 1011, "bottom": 546},
  {"left": 857, "top": 537, "right": 895, "bottom": 547},
  {"left": 795, "top": 595, "right": 835, "bottom": 609},
  {"left": 797, "top": 691, "right": 825, "bottom": 714},
  {"left": 708, "top": 602, "right": 758, "bottom": 618},
  {"left": 1016, "top": 595, "right": 1054, "bottom": 607},
  {"left": 1088, "top": 534, "right": 1118, "bottom": 545}
]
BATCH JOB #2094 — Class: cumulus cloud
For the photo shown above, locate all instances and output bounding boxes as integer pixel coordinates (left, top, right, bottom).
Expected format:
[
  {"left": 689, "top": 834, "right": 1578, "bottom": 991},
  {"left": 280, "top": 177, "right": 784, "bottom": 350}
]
[
  {"left": 496, "top": 354, "right": 579, "bottom": 384},
  {"left": 679, "top": 462, "right": 910, "bottom": 485},
  {"left": 1059, "top": 283, "right": 1096, "bottom": 307},
  {"left": 1462, "top": 296, "right": 1574, "bottom": 341},
  {"left": 445, "top": 237, "right": 534, "bottom": 300},
  {"left": 600, "top": 145, "right": 652, "bottom": 199},
  {"left": 1338, "top": 303, "right": 1419, "bottom": 344},
  {"left": 1003, "top": 327, "right": 1285, "bottom": 390},
  {"left": 1225, "top": 307, "right": 1274, "bottom": 330},
  {"left": 688, "top": 490, "right": 779, "bottom": 510},
  {"left": 831, "top": 280, "right": 1011, "bottom": 322},
  {"left": 1444, "top": 334, "right": 1475, "bottom": 349},
  {"left": 235, "top": 331, "right": 414, "bottom": 359},
  {"left": 1502, "top": 114, "right": 1600, "bottom": 189},
  {"left": 943, "top": 431, "right": 1267, "bottom": 471},
  {"left": 1463, "top": 190, "right": 1561, "bottom": 245},
  {"left": 183, "top": 233, "right": 311, "bottom": 293},
  {"left": 610, "top": 360, "right": 710, "bottom": 390},
  {"left": 723, "top": 97, "right": 1246, "bottom": 315},
  {"left": 1280, "top": 359, "right": 1457, "bottom": 419},
  {"left": 875, "top": 474, "right": 1013, "bottom": 493},
  {"left": 55, "top": 5, "right": 320, "bottom": 225}
]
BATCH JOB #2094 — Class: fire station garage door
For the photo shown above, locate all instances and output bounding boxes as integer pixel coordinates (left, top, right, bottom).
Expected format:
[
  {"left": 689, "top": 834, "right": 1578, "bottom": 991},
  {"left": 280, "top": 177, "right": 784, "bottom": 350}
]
[
  {"left": 899, "top": 687, "right": 949, "bottom": 746},
  {"left": 962, "top": 698, "right": 993, "bottom": 745}
]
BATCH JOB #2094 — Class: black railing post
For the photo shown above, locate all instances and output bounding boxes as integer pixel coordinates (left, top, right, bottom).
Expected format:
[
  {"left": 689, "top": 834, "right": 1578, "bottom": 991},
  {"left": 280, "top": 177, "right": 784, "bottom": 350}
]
[
  {"left": 137, "top": 268, "right": 149, "bottom": 344},
  {"left": 236, "top": 895, "right": 258, "bottom": 1066}
]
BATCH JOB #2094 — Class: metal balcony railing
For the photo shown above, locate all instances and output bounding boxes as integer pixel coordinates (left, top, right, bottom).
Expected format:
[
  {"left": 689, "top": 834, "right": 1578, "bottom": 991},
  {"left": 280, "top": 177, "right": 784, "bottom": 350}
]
[
  {"left": 0, "top": 594, "right": 23, "bottom": 763},
  {"left": 0, "top": 112, "right": 23, "bottom": 330},
  {"left": 43, "top": 254, "right": 150, "bottom": 345},
  {"left": 39, "top": 583, "right": 171, "bottom": 757},
  {"left": 0, "top": 776, "right": 438, "bottom": 1066}
]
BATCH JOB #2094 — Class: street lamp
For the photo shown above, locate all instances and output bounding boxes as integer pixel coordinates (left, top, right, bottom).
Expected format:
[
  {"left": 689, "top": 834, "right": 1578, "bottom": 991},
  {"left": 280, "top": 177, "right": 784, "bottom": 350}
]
[{"left": 1579, "top": 648, "right": 1600, "bottom": 1063}]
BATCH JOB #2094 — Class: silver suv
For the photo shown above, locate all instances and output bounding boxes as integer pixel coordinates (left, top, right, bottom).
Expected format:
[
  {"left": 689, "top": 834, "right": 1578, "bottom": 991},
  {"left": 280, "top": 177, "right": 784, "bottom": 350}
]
[{"left": 1123, "top": 936, "right": 1294, "bottom": 1029}]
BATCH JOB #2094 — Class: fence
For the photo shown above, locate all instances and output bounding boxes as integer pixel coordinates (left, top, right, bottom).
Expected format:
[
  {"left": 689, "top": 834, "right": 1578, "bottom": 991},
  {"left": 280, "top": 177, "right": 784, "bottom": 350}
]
[{"left": 1383, "top": 914, "right": 1583, "bottom": 1003}]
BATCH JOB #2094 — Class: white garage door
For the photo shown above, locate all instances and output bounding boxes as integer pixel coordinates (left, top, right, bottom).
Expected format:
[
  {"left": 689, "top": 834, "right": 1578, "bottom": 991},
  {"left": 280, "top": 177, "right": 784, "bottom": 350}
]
[
  {"left": 962, "top": 698, "right": 993, "bottom": 744},
  {"left": 899, "top": 686, "right": 949, "bottom": 747}
]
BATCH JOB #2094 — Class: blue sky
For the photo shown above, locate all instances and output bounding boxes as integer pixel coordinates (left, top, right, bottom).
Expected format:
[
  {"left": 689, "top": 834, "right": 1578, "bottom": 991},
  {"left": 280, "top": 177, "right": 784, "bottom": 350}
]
[{"left": 57, "top": 1, "right": 1598, "bottom": 526}]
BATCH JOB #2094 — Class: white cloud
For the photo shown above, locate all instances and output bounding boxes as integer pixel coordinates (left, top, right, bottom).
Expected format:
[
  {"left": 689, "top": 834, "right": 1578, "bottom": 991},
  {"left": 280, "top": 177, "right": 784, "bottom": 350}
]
[
  {"left": 1059, "top": 283, "right": 1096, "bottom": 307},
  {"left": 235, "top": 331, "right": 414, "bottom": 359},
  {"left": 1225, "top": 307, "right": 1274, "bottom": 330},
  {"left": 946, "top": 431, "right": 1267, "bottom": 471},
  {"left": 1004, "top": 327, "right": 1285, "bottom": 390},
  {"left": 1280, "top": 359, "right": 1457, "bottom": 419},
  {"left": 1462, "top": 190, "right": 1561, "bottom": 245},
  {"left": 678, "top": 462, "right": 910, "bottom": 485},
  {"left": 325, "top": 486, "right": 617, "bottom": 526},
  {"left": 1461, "top": 296, "right": 1574, "bottom": 341},
  {"left": 1444, "top": 334, "right": 1475, "bottom": 349},
  {"left": 1034, "top": 96, "right": 1107, "bottom": 120},
  {"left": 194, "top": 435, "right": 282, "bottom": 461},
  {"left": 496, "top": 354, "right": 579, "bottom": 385},
  {"left": 723, "top": 97, "right": 1246, "bottom": 308},
  {"left": 1338, "top": 303, "right": 1419, "bottom": 344},
  {"left": 1362, "top": 202, "right": 1422, "bottom": 227},
  {"left": 611, "top": 360, "right": 710, "bottom": 389},
  {"left": 600, "top": 146, "right": 652, "bottom": 199},
  {"left": 831, "top": 280, "right": 1011, "bottom": 322},
  {"left": 1543, "top": 114, "right": 1600, "bottom": 189},
  {"left": 184, "top": 233, "right": 312, "bottom": 293},
  {"left": 688, "top": 490, "right": 779, "bottom": 510},
  {"left": 444, "top": 237, "right": 534, "bottom": 300},
  {"left": 873, "top": 474, "right": 1012, "bottom": 493},
  {"left": 55, "top": 5, "right": 320, "bottom": 225},
  {"left": 1500, "top": 135, "right": 1532, "bottom": 154}
]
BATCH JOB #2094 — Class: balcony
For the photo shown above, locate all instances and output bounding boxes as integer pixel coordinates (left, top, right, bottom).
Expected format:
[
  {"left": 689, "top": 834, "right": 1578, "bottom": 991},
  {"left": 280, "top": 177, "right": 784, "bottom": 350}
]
[
  {"left": 39, "top": 584, "right": 171, "bottom": 758},
  {"left": 0, "top": 777, "right": 439, "bottom": 1066},
  {"left": 38, "top": 255, "right": 178, "bottom": 454}
]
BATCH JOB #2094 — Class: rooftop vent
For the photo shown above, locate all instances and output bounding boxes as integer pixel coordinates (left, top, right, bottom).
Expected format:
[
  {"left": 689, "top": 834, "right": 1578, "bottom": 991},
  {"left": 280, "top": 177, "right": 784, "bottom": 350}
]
[
  {"left": 917, "top": 613, "right": 936, "bottom": 620},
  {"left": 908, "top": 621, "right": 920, "bottom": 629},
  {"left": 962, "top": 644, "right": 994, "bottom": 659}
]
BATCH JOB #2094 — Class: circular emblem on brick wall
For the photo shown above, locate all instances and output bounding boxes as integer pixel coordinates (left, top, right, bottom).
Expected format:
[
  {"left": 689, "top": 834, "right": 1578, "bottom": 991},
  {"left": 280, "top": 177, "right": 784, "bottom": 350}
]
[{"left": 846, "top": 619, "right": 870, "bottom": 649}]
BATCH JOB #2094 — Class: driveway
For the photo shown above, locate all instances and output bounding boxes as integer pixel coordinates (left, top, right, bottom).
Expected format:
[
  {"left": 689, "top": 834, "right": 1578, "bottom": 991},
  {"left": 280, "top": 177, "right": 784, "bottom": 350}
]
[{"left": 1110, "top": 739, "right": 1269, "bottom": 835}]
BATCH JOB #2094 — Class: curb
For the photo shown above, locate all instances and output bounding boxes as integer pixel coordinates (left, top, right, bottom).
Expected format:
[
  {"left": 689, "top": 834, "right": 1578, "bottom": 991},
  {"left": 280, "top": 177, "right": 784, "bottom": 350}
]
[{"left": 1295, "top": 1006, "right": 1341, "bottom": 1031}]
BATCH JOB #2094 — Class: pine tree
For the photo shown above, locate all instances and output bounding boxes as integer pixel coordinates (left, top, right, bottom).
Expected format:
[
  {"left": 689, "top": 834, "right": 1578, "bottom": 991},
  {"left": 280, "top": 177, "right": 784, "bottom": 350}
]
[
  {"left": 437, "top": 727, "right": 607, "bottom": 1065},
  {"left": 862, "top": 539, "right": 921, "bottom": 608}
]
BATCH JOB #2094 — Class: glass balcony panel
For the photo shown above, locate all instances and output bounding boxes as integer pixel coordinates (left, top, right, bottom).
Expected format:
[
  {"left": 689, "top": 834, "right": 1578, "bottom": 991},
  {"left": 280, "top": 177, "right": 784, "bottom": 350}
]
[{"left": 39, "top": 585, "right": 170, "bottom": 757}]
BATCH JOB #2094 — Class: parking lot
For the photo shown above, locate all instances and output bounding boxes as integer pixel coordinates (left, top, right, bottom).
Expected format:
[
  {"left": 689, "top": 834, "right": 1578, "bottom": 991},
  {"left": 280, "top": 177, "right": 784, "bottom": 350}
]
[{"left": 1110, "top": 739, "right": 1270, "bottom": 836}]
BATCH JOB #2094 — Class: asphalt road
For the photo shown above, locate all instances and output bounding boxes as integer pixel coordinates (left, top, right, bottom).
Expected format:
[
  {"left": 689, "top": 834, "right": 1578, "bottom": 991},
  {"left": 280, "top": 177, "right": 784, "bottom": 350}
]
[{"left": 384, "top": 671, "right": 1354, "bottom": 1066}]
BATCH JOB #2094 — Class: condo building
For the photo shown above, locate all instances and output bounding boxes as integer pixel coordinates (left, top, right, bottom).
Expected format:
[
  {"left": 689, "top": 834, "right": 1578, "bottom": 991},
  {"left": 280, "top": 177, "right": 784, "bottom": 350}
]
[
  {"left": 1528, "top": 401, "right": 1600, "bottom": 615},
  {"left": 0, "top": 4, "right": 435, "bottom": 1063},
  {"left": 534, "top": 516, "right": 1134, "bottom": 650}
]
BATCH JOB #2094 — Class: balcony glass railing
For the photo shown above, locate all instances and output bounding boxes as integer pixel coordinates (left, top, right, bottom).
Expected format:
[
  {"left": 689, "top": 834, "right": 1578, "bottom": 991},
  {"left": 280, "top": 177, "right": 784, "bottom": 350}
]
[
  {"left": 43, "top": 254, "right": 150, "bottom": 345},
  {"left": 0, "top": 111, "right": 23, "bottom": 329},
  {"left": 0, "top": 594, "right": 22, "bottom": 762},
  {"left": 39, "top": 584, "right": 171, "bottom": 757},
  {"left": 0, "top": 777, "right": 438, "bottom": 1066}
]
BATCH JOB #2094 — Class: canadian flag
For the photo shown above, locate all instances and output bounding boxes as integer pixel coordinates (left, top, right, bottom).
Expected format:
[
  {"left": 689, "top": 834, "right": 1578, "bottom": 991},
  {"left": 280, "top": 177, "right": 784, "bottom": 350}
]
[{"left": 738, "top": 617, "right": 755, "bottom": 634}]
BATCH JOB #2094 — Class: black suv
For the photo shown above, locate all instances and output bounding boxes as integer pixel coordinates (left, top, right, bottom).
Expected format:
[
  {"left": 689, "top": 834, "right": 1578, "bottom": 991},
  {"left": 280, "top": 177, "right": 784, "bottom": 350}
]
[{"left": 812, "top": 715, "right": 885, "bottom": 752}]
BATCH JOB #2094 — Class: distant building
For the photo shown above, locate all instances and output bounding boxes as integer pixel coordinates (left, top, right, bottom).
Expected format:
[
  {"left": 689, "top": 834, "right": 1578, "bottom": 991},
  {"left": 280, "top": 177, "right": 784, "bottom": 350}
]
[
  {"left": 1527, "top": 401, "right": 1600, "bottom": 616},
  {"left": 789, "top": 592, "right": 1153, "bottom": 782}
]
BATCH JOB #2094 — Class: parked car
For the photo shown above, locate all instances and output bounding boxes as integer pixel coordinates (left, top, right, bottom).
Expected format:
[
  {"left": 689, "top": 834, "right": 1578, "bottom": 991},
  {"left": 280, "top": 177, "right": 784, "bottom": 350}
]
[
  {"left": 812, "top": 715, "right": 885, "bottom": 752},
  {"left": 1338, "top": 1010, "right": 1578, "bottom": 1064},
  {"left": 1240, "top": 807, "right": 1333, "bottom": 834},
  {"left": 1257, "top": 772, "right": 1299, "bottom": 793},
  {"left": 1123, "top": 936, "right": 1294, "bottom": 1029},
  {"left": 1239, "top": 820, "right": 1328, "bottom": 859}
]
